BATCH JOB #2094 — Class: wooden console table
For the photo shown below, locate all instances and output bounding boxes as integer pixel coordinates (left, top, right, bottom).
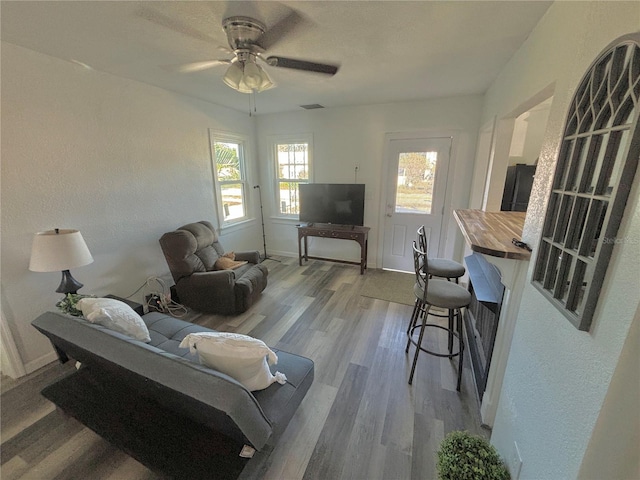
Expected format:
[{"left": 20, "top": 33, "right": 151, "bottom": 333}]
[{"left": 296, "top": 223, "right": 370, "bottom": 274}]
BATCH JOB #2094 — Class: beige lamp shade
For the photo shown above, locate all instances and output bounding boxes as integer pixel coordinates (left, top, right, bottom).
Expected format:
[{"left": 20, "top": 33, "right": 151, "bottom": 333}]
[{"left": 29, "top": 229, "right": 94, "bottom": 272}]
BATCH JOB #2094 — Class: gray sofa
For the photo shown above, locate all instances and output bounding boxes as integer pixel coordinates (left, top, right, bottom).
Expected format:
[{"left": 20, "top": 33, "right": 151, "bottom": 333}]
[
  {"left": 32, "top": 310, "right": 314, "bottom": 479},
  {"left": 159, "top": 221, "right": 268, "bottom": 314}
]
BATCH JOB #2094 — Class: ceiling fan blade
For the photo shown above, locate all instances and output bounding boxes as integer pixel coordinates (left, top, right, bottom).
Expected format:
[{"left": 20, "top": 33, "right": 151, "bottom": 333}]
[
  {"left": 168, "top": 60, "right": 231, "bottom": 73},
  {"left": 266, "top": 56, "right": 339, "bottom": 76},
  {"left": 257, "top": 9, "right": 307, "bottom": 50}
]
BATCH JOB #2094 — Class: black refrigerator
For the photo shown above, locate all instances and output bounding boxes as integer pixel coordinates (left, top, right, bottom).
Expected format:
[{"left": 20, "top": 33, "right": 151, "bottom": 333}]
[{"left": 500, "top": 164, "right": 536, "bottom": 212}]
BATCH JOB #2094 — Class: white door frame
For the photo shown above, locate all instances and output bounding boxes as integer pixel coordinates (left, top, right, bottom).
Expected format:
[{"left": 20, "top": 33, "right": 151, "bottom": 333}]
[
  {"left": 469, "top": 117, "right": 497, "bottom": 210},
  {"left": 1, "top": 311, "right": 26, "bottom": 379},
  {"left": 376, "top": 130, "right": 459, "bottom": 269}
]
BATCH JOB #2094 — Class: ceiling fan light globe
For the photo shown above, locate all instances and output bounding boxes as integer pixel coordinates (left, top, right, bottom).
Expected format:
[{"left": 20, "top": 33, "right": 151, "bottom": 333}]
[
  {"left": 236, "top": 80, "right": 254, "bottom": 94},
  {"left": 257, "top": 73, "right": 275, "bottom": 92},
  {"left": 222, "top": 62, "right": 243, "bottom": 90},
  {"left": 242, "top": 62, "right": 262, "bottom": 89}
]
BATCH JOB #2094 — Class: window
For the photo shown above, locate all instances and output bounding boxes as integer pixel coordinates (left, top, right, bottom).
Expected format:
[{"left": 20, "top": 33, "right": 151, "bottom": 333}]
[
  {"left": 210, "top": 132, "right": 250, "bottom": 227},
  {"left": 273, "top": 136, "right": 312, "bottom": 216},
  {"left": 395, "top": 151, "right": 438, "bottom": 214},
  {"left": 532, "top": 35, "right": 640, "bottom": 331}
]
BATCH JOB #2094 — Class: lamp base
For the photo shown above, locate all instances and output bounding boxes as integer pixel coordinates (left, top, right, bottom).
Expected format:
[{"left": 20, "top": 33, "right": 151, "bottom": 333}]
[{"left": 56, "top": 270, "right": 84, "bottom": 295}]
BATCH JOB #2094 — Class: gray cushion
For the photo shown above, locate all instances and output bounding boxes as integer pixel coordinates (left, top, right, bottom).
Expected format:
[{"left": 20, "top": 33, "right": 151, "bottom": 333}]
[
  {"left": 142, "top": 311, "right": 314, "bottom": 445},
  {"left": 142, "top": 313, "right": 314, "bottom": 431},
  {"left": 197, "top": 245, "right": 220, "bottom": 271},
  {"left": 414, "top": 279, "right": 471, "bottom": 309},
  {"left": 143, "top": 312, "right": 212, "bottom": 361},
  {"left": 179, "top": 221, "right": 218, "bottom": 251},
  {"left": 428, "top": 258, "right": 465, "bottom": 278},
  {"left": 253, "top": 349, "right": 314, "bottom": 440}
]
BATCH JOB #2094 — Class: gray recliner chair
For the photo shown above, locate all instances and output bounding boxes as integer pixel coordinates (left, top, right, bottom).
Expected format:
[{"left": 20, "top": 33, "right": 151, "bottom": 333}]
[{"left": 159, "top": 221, "right": 268, "bottom": 315}]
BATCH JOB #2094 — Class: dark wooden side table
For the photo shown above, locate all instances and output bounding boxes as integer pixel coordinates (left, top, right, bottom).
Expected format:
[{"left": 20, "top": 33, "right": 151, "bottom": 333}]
[{"left": 296, "top": 223, "right": 370, "bottom": 274}]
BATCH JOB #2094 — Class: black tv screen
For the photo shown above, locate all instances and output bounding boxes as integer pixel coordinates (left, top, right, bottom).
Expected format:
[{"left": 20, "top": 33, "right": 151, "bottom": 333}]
[{"left": 299, "top": 183, "right": 365, "bottom": 226}]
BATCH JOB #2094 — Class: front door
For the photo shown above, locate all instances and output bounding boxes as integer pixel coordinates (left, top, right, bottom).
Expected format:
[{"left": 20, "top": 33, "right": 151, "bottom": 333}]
[{"left": 382, "top": 137, "right": 451, "bottom": 271}]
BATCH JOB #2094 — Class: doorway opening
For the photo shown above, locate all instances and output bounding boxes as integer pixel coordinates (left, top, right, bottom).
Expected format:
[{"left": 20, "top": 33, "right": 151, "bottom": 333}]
[
  {"left": 482, "top": 86, "right": 554, "bottom": 212},
  {"left": 500, "top": 97, "right": 553, "bottom": 212}
]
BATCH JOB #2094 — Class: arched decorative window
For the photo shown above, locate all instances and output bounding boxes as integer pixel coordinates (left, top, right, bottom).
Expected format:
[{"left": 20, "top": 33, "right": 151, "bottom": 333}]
[{"left": 533, "top": 34, "right": 640, "bottom": 331}]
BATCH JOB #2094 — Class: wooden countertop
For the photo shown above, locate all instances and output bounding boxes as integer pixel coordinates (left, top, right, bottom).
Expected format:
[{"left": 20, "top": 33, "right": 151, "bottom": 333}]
[{"left": 453, "top": 209, "right": 531, "bottom": 260}]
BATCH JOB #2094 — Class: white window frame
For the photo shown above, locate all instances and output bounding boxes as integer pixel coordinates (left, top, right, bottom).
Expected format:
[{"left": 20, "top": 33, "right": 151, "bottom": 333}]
[
  {"left": 209, "top": 130, "right": 252, "bottom": 229},
  {"left": 271, "top": 134, "right": 313, "bottom": 219},
  {"left": 532, "top": 35, "right": 639, "bottom": 331}
]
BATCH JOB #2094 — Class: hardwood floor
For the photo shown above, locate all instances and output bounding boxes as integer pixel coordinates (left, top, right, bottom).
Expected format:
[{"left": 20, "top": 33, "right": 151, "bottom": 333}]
[{"left": 1, "top": 256, "right": 487, "bottom": 479}]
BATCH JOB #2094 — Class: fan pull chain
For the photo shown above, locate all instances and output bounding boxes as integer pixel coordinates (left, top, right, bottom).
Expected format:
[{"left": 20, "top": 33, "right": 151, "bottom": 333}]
[
  {"left": 248, "top": 90, "right": 258, "bottom": 117},
  {"left": 247, "top": 90, "right": 259, "bottom": 117},
  {"left": 252, "top": 90, "right": 257, "bottom": 116}
]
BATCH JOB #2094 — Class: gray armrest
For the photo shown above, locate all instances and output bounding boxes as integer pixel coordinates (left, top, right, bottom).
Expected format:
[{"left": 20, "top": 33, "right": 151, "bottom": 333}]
[
  {"left": 235, "top": 250, "right": 261, "bottom": 264},
  {"left": 189, "top": 270, "right": 234, "bottom": 288}
]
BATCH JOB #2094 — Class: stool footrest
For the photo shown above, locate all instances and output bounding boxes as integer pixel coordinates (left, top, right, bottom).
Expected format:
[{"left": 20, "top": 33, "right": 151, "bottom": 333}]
[{"left": 408, "top": 324, "right": 462, "bottom": 358}]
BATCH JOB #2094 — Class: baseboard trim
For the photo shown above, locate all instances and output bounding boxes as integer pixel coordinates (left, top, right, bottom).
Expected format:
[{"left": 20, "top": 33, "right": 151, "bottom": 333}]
[
  {"left": 264, "top": 250, "right": 296, "bottom": 258},
  {"left": 265, "top": 251, "right": 377, "bottom": 269},
  {"left": 25, "top": 351, "right": 58, "bottom": 374}
]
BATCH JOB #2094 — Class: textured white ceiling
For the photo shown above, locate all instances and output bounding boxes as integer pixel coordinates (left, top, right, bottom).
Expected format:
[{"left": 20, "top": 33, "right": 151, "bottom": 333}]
[{"left": 1, "top": 1, "right": 552, "bottom": 115}]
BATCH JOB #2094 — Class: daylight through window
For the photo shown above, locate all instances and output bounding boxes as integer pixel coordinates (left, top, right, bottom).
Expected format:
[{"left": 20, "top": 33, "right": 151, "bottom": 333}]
[
  {"left": 275, "top": 141, "right": 311, "bottom": 216},
  {"left": 211, "top": 134, "right": 249, "bottom": 226}
]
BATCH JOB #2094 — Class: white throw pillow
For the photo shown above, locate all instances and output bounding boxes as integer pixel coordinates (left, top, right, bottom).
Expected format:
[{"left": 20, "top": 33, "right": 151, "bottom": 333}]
[
  {"left": 179, "top": 332, "right": 286, "bottom": 391},
  {"left": 77, "top": 297, "right": 151, "bottom": 343}
]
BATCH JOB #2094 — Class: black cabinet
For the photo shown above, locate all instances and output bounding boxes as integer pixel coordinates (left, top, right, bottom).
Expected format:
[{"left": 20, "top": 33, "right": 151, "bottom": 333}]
[{"left": 500, "top": 164, "right": 536, "bottom": 212}]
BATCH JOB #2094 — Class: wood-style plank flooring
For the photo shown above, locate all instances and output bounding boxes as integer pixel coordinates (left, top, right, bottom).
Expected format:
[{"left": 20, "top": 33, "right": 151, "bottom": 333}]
[{"left": 1, "top": 256, "right": 487, "bottom": 479}]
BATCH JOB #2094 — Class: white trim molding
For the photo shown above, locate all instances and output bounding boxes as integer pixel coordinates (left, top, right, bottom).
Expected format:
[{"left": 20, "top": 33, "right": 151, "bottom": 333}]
[{"left": 1, "top": 312, "right": 27, "bottom": 378}]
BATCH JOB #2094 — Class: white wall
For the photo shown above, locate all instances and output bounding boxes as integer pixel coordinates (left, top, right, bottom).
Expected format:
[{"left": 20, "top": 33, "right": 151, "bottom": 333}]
[
  {"left": 1, "top": 43, "right": 262, "bottom": 372},
  {"left": 479, "top": 2, "right": 640, "bottom": 479},
  {"left": 577, "top": 309, "right": 640, "bottom": 480},
  {"left": 256, "top": 96, "right": 483, "bottom": 267}
]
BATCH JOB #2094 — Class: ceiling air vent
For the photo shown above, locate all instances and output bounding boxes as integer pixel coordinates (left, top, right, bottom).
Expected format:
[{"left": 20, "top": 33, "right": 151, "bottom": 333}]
[{"left": 300, "top": 104, "right": 325, "bottom": 110}]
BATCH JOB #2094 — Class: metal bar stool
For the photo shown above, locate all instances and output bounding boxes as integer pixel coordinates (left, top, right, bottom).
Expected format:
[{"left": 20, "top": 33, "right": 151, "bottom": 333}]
[
  {"left": 417, "top": 225, "right": 465, "bottom": 283},
  {"left": 410, "top": 225, "right": 466, "bottom": 336},
  {"left": 406, "top": 241, "right": 471, "bottom": 391}
]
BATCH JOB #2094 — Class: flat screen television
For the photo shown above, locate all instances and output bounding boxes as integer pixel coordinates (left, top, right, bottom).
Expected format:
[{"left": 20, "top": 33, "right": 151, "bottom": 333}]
[{"left": 299, "top": 183, "right": 365, "bottom": 226}]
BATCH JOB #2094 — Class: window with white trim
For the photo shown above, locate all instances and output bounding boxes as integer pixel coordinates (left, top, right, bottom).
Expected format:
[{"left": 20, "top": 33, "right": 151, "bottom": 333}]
[
  {"left": 272, "top": 136, "right": 312, "bottom": 217},
  {"left": 210, "top": 132, "right": 250, "bottom": 227},
  {"left": 532, "top": 35, "right": 640, "bottom": 331}
]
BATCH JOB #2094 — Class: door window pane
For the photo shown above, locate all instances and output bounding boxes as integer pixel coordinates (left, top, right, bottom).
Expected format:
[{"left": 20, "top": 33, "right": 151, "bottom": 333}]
[{"left": 395, "top": 151, "right": 437, "bottom": 214}]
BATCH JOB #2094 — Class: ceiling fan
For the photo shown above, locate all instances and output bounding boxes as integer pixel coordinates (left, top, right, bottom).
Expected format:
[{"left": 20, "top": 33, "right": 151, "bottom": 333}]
[{"left": 175, "top": 15, "right": 340, "bottom": 94}]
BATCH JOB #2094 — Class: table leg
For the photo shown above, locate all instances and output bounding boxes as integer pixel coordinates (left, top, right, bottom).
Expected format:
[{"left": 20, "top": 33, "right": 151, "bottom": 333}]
[{"left": 298, "top": 234, "right": 303, "bottom": 266}]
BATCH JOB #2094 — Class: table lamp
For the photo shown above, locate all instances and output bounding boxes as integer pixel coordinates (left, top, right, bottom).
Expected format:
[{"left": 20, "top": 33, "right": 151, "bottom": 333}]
[{"left": 29, "top": 228, "right": 94, "bottom": 294}]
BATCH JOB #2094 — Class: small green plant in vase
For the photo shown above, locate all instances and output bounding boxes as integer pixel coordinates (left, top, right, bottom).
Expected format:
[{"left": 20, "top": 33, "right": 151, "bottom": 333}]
[
  {"left": 56, "top": 293, "right": 94, "bottom": 317},
  {"left": 436, "top": 430, "right": 510, "bottom": 480}
]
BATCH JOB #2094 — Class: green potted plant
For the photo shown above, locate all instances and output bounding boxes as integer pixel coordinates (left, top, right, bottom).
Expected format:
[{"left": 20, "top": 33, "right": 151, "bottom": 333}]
[
  {"left": 436, "top": 430, "right": 510, "bottom": 480},
  {"left": 56, "top": 293, "right": 94, "bottom": 317}
]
